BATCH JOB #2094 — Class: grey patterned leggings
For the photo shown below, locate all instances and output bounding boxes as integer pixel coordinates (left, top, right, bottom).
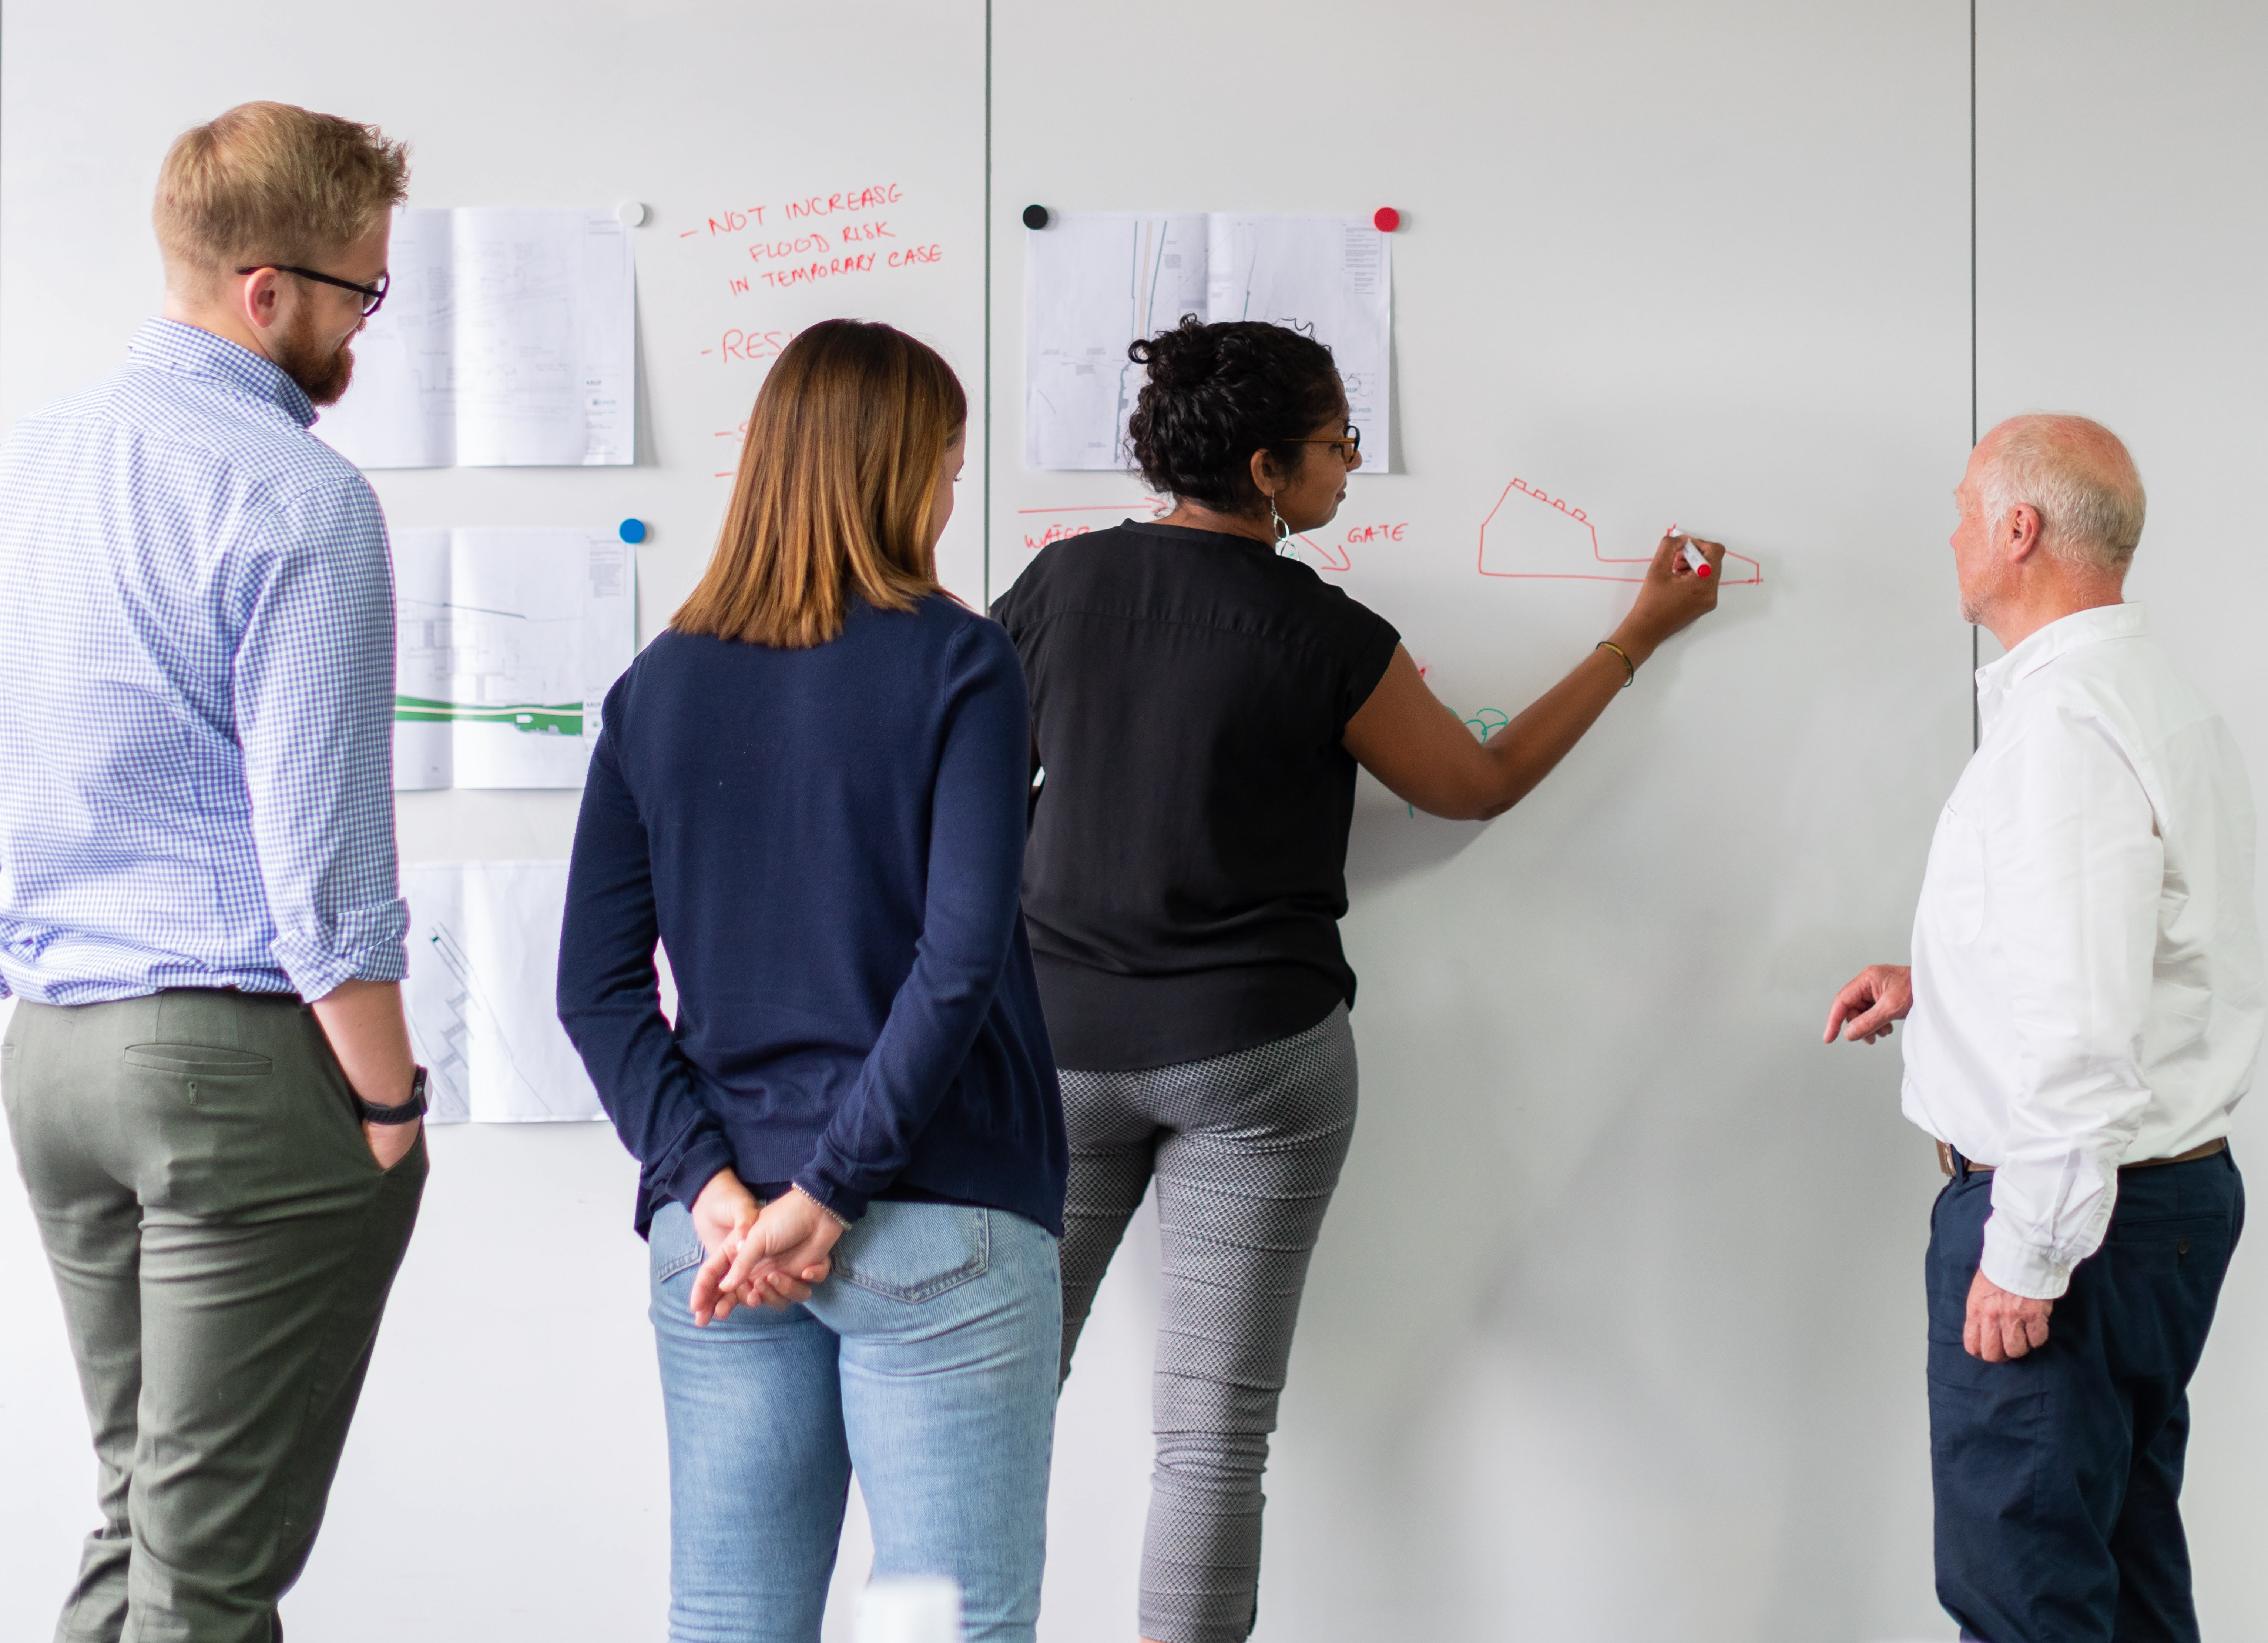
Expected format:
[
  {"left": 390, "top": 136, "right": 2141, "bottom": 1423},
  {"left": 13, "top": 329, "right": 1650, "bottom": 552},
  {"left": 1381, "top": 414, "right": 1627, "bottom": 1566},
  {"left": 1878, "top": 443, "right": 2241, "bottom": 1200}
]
[{"left": 1057, "top": 1004, "right": 1358, "bottom": 1643}]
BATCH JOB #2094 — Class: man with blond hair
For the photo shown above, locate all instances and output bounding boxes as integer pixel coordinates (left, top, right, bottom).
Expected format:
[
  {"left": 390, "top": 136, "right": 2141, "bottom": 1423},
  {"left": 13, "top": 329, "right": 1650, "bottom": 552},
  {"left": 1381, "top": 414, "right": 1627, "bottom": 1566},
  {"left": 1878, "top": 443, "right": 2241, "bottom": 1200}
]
[
  {"left": 0, "top": 103, "right": 427, "bottom": 1642},
  {"left": 1826, "top": 415, "right": 2261, "bottom": 1642}
]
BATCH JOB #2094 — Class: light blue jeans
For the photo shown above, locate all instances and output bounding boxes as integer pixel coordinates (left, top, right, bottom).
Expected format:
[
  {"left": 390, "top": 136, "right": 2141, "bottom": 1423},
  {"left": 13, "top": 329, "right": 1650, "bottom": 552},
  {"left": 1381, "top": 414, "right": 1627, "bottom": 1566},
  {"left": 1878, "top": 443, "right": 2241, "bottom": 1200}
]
[{"left": 648, "top": 1197, "right": 1062, "bottom": 1643}]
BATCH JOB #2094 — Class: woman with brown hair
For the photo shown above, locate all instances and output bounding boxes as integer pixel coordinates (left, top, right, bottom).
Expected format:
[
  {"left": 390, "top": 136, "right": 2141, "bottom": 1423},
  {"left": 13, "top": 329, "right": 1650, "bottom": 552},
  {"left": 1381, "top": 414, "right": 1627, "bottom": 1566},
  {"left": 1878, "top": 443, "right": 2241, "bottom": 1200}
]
[{"left": 558, "top": 320, "right": 1066, "bottom": 1643}]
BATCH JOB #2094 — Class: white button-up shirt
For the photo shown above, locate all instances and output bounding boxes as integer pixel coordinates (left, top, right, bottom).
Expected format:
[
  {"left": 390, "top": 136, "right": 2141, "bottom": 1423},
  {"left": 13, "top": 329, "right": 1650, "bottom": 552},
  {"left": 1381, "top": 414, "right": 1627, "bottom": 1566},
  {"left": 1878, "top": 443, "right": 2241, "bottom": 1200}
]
[{"left": 1902, "top": 603, "right": 2264, "bottom": 1299}]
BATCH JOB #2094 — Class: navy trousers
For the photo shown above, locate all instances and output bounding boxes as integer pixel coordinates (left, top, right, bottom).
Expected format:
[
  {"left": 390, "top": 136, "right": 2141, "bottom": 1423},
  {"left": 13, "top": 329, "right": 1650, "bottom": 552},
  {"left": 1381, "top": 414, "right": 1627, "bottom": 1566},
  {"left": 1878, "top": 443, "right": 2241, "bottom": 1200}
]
[{"left": 1927, "top": 1147, "right": 2243, "bottom": 1643}]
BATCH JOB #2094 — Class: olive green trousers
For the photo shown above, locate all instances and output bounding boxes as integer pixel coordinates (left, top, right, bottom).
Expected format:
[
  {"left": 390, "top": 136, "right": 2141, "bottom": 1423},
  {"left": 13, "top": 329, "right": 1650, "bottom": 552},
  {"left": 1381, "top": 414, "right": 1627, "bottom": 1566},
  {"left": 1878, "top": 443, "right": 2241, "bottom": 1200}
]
[{"left": 2, "top": 989, "right": 425, "bottom": 1643}]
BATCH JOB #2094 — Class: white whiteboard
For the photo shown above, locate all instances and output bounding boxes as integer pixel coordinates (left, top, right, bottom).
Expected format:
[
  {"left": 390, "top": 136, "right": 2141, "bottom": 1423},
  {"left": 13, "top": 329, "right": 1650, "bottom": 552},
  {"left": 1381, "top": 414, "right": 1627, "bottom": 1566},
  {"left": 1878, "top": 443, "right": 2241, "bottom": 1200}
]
[
  {"left": 4, "top": 3, "right": 2266, "bottom": 1641},
  {"left": 1978, "top": 4, "right": 2268, "bottom": 1636},
  {"left": 991, "top": 4, "right": 1970, "bottom": 1632}
]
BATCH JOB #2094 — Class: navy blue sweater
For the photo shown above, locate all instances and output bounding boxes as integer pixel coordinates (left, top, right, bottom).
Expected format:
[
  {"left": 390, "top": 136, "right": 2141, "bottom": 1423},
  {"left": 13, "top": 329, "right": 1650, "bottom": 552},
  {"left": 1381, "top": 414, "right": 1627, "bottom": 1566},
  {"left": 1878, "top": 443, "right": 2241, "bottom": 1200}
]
[{"left": 557, "top": 596, "right": 1065, "bottom": 1238}]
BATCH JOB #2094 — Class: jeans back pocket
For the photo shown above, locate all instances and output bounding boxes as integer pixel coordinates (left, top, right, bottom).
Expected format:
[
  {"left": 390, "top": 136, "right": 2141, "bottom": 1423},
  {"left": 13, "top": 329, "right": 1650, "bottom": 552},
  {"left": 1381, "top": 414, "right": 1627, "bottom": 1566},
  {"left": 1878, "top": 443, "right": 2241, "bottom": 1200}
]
[
  {"left": 830, "top": 1202, "right": 991, "bottom": 1303},
  {"left": 649, "top": 1200, "right": 708, "bottom": 1286}
]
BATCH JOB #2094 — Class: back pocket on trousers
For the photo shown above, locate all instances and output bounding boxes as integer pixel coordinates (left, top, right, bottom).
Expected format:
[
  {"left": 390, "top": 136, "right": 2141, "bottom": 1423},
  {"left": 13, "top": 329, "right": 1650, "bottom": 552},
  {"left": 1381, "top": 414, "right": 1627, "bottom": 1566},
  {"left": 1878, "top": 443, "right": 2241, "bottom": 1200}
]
[
  {"left": 831, "top": 1203, "right": 991, "bottom": 1303},
  {"left": 123, "top": 1044, "right": 274, "bottom": 1078},
  {"left": 650, "top": 1201, "right": 708, "bottom": 1285}
]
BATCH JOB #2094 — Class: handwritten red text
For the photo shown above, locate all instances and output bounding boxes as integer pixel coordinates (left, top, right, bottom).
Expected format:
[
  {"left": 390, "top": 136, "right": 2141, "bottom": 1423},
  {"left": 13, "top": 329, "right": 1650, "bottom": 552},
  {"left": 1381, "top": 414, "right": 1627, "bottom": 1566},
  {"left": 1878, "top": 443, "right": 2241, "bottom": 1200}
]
[
  {"left": 748, "top": 233, "right": 834, "bottom": 263},
  {"left": 783, "top": 184, "right": 903, "bottom": 221},
  {"left": 761, "top": 254, "right": 876, "bottom": 290},
  {"left": 710, "top": 328, "right": 796, "bottom": 364},
  {"left": 689, "top": 207, "right": 767, "bottom": 238}
]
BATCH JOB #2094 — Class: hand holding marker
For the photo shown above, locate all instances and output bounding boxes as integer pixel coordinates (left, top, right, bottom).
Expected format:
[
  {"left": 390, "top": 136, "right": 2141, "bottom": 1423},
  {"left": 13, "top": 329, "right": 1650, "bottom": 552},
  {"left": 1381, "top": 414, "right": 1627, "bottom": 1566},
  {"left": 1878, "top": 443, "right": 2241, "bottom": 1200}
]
[{"left": 1668, "top": 523, "right": 1712, "bottom": 579}]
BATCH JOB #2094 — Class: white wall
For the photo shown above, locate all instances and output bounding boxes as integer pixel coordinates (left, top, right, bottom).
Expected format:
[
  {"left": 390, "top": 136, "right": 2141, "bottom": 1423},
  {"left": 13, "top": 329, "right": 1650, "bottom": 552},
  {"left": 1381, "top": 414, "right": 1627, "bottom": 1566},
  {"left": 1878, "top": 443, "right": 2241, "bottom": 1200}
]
[
  {"left": 3, "top": 4, "right": 2264, "bottom": 1641},
  {"left": 1977, "top": 4, "right": 2268, "bottom": 1634},
  {"left": 993, "top": 3, "right": 1970, "bottom": 1637}
]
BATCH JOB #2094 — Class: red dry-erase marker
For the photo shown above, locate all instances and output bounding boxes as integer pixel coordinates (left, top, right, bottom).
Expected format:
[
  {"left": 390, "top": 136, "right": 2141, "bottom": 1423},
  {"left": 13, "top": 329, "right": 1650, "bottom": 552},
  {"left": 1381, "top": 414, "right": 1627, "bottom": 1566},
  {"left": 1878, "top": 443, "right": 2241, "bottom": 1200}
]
[{"left": 1668, "top": 523, "right": 1712, "bottom": 579}]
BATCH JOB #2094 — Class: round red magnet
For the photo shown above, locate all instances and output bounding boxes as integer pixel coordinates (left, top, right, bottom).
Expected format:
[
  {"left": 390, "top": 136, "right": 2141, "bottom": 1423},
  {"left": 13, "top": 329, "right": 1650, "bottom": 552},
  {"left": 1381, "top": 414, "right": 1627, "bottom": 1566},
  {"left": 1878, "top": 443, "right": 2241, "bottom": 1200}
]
[{"left": 1372, "top": 207, "right": 1400, "bottom": 232}]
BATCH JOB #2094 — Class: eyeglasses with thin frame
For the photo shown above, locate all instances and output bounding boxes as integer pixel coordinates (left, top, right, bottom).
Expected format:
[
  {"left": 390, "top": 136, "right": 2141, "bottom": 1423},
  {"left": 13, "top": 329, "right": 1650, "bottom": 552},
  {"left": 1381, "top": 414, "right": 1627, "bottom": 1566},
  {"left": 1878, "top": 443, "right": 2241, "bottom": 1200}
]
[
  {"left": 1289, "top": 424, "right": 1361, "bottom": 464},
  {"left": 233, "top": 264, "right": 391, "bottom": 317}
]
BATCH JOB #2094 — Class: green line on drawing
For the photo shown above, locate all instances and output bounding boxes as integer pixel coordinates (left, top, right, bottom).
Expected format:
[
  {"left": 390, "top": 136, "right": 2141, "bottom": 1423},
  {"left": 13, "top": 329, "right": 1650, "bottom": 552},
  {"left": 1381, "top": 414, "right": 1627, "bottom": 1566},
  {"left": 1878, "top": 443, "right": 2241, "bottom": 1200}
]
[{"left": 394, "top": 695, "right": 582, "bottom": 736}]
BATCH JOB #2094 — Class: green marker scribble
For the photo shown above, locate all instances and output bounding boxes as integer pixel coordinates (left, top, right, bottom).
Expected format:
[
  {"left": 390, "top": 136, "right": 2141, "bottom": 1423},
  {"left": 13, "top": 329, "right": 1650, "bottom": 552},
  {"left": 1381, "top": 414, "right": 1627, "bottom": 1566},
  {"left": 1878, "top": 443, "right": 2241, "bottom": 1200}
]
[
  {"left": 394, "top": 695, "right": 582, "bottom": 737},
  {"left": 1409, "top": 706, "right": 1511, "bottom": 817}
]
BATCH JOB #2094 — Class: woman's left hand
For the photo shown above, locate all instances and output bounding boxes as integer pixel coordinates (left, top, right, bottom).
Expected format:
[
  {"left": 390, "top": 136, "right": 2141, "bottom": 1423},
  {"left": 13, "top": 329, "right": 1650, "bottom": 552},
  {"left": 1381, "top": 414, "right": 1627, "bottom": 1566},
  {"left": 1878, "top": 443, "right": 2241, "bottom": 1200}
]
[
  {"left": 704, "top": 1188, "right": 845, "bottom": 1318},
  {"left": 688, "top": 1167, "right": 765, "bottom": 1325}
]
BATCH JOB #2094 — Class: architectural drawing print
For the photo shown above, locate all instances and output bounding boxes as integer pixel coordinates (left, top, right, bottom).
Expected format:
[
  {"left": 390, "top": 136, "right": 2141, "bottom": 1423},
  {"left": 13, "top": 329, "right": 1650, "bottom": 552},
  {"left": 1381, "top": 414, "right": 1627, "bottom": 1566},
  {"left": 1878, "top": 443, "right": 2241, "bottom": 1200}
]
[
  {"left": 391, "top": 529, "right": 634, "bottom": 791},
  {"left": 395, "top": 598, "right": 588, "bottom": 739},
  {"left": 410, "top": 918, "right": 566, "bottom": 1123},
  {"left": 314, "top": 207, "right": 633, "bottom": 469},
  {"left": 402, "top": 861, "right": 605, "bottom": 1124},
  {"left": 1025, "top": 214, "right": 1208, "bottom": 470},
  {"left": 1025, "top": 213, "right": 1391, "bottom": 470}
]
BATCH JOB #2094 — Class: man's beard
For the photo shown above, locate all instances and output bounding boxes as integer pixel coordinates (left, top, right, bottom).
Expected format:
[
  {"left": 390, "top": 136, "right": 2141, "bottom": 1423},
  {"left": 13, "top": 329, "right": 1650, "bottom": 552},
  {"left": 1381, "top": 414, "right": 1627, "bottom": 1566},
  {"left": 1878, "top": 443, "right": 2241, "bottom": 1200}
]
[
  {"left": 1959, "top": 591, "right": 1986, "bottom": 626},
  {"left": 272, "top": 311, "right": 356, "bottom": 406}
]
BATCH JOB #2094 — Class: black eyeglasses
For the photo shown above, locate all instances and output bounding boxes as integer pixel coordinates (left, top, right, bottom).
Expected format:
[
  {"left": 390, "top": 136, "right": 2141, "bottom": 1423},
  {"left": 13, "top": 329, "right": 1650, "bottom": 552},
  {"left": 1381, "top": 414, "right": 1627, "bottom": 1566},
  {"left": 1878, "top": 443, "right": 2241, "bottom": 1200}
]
[
  {"left": 1291, "top": 424, "right": 1361, "bottom": 463},
  {"left": 234, "top": 264, "right": 390, "bottom": 317}
]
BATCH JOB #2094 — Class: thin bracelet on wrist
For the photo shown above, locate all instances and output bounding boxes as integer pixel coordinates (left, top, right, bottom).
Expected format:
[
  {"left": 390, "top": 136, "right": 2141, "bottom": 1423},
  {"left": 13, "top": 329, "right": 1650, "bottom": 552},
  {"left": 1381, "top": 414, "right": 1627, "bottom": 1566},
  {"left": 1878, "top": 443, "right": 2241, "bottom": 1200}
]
[
  {"left": 1595, "top": 639, "right": 1635, "bottom": 688},
  {"left": 790, "top": 1182, "right": 852, "bottom": 1230}
]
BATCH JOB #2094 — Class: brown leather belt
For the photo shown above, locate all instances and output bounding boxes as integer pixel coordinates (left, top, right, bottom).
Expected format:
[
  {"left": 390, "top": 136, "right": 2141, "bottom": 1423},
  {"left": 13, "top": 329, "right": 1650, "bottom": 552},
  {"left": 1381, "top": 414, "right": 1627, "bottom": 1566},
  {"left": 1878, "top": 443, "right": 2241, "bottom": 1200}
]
[{"left": 1937, "top": 1136, "right": 2228, "bottom": 1178}]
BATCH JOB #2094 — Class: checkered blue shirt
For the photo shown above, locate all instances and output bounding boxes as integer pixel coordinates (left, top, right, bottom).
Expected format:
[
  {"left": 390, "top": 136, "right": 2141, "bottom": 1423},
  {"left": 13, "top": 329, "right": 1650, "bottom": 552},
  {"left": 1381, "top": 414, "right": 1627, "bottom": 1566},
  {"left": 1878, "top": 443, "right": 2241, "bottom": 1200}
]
[{"left": 0, "top": 318, "right": 407, "bottom": 1005}]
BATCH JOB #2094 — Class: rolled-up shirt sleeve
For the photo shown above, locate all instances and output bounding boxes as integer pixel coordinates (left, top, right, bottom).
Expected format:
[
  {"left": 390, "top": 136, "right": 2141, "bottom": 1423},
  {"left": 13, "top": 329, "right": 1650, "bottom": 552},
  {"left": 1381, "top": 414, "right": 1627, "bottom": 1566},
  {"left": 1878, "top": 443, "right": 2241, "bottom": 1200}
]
[
  {"left": 1982, "top": 701, "right": 2164, "bottom": 1299},
  {"left": 231, "top": 478, "right": 408, "bottom": 1000}
]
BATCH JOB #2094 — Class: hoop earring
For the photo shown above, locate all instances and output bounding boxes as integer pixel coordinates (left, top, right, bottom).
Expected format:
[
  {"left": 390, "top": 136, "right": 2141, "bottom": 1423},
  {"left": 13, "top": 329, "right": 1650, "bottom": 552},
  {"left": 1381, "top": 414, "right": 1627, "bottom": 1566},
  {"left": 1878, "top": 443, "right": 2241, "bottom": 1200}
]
[{"left": 1269, "top": 495, "right": 1294, "bottom": 553}]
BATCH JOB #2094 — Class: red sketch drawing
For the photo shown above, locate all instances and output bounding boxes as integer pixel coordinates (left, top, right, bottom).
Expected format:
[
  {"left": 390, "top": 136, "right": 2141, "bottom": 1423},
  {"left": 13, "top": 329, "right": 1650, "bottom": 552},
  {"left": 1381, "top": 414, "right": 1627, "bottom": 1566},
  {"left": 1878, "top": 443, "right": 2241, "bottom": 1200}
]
[{"left": 1478, "top": 478, "right": 1762, "bottom": 585}]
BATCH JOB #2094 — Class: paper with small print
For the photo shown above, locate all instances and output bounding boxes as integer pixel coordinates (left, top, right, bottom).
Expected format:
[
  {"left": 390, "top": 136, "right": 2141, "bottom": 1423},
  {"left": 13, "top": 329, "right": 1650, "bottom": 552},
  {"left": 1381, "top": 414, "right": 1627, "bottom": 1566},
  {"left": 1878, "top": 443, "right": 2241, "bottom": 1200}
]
[
  {"left": 1024, "top": 212, "right": 1390, "bottom": 471},
  {"left": 317, "top": 207, "right": 635, "bottom": 468},
  {"left": 391, "top": 528, "right": 635, "bottom": 791},
  {"left": 401, "top": 861, "right": 604, "bottom": 1123}
]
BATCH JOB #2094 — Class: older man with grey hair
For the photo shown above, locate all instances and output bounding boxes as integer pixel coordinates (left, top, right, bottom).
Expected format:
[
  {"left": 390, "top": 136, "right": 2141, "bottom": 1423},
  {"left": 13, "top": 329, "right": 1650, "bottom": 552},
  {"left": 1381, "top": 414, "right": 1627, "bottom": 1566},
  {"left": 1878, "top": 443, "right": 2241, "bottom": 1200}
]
[{"left": 1825, "top": 414, "right": 2261, "bottom": 1643}]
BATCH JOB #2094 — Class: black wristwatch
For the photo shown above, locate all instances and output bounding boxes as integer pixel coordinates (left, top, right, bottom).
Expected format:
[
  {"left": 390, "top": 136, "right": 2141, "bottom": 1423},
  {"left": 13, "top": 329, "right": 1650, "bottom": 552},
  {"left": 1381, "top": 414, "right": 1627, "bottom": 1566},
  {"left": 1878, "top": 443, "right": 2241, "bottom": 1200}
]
[{"left": 358, "top": 1066, "right": 429, "bottom": 1126}]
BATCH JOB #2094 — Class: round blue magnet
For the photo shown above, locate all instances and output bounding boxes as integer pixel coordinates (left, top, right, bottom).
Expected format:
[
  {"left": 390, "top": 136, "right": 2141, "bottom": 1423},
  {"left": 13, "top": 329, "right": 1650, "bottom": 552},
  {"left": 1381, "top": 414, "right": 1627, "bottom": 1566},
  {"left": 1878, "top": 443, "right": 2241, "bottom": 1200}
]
[{"left": 618, "top": 518, "right": 647, "bottom": 544}]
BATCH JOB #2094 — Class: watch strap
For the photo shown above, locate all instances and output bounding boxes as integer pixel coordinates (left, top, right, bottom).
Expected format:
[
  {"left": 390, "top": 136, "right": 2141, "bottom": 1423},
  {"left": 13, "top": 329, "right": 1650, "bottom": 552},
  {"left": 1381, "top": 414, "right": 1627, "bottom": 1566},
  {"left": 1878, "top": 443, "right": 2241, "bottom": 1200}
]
[{"left": 357, "top": 1065, "right": 429, "bottom": 1126}]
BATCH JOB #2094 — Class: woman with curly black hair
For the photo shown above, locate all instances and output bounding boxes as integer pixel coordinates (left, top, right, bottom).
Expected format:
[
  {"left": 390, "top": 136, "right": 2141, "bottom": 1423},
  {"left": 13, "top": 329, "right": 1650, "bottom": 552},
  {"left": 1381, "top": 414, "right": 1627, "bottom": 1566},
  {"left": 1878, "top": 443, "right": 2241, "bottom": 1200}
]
[{"left": 990, "top": 315, "right": 1722, "bottom": 1643}]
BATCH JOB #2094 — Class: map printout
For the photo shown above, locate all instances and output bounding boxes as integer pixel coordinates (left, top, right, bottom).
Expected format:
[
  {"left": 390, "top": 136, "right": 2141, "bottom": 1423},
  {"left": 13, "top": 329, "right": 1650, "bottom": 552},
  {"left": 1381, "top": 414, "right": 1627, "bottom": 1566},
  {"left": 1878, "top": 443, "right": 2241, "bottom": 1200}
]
[{"left": 391, "top": 528, "right": 635, "bottom": 790}]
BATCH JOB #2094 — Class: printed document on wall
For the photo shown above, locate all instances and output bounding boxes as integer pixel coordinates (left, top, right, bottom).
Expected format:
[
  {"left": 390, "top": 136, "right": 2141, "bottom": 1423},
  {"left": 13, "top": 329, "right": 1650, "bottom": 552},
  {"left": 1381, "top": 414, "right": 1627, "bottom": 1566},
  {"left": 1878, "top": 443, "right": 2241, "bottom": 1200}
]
[
  {"left": 402, "top": 862, "right": 604, "bottom": 1123},
  {"left": 392, "top": 528, "right": 636, "bottom": 790},
  {"left": 316, "top": 207, "right": 636, "bottom": 468},
  {"left": 1025, "top": 212, "right": 1390, "bottom": 471}
]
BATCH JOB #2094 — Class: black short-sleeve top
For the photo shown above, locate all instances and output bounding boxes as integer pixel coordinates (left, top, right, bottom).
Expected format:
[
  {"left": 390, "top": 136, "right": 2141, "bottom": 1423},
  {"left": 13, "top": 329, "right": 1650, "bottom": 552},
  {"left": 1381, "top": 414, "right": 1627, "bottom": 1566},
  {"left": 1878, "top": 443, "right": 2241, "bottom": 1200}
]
[{"left": 990, "top": 520, "right": 1401, "bottom": 1070}]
